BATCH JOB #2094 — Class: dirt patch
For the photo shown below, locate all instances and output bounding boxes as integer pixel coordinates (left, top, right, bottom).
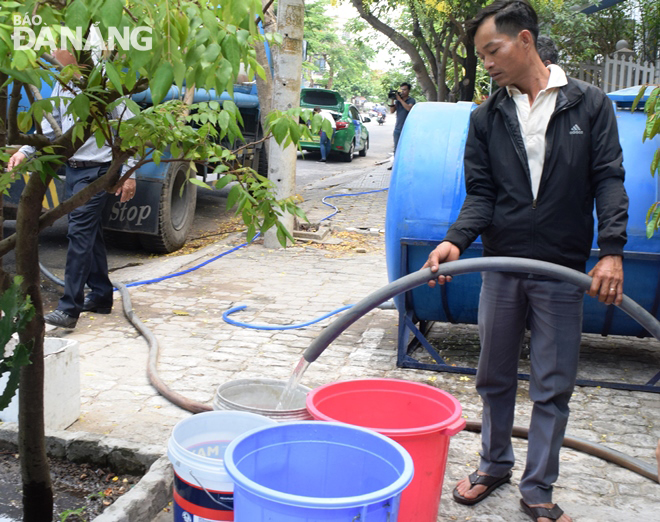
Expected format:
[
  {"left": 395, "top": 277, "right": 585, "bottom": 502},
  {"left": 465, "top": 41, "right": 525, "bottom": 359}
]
[
  {"left": 307, "top": 230, "right": 385, "bottom": 257},
  {"left": 0, "top": 446, "right": 141, "bottom": 521}
]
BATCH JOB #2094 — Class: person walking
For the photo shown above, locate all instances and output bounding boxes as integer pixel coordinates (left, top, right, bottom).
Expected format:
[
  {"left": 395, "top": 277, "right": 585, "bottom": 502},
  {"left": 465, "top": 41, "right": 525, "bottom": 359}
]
[
  {"left": 423, "top": 1, "right": 628, "bottom": 521},
  {"left": 313, "top": 107, "right": 336, "bottom": 163},
  {"left": 7, "top": 49, "right": 137, "bottom": 329}
]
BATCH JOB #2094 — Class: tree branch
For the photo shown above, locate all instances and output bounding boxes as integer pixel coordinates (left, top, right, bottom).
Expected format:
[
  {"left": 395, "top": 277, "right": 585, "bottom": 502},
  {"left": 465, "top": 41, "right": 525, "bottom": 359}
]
[
  {"left": 409, "top": 0, "right": 438, "bottom": 87},
  {"left": 351, "top": 0, "right": 437, "bottom": 100},
  {"left": 27, "top": 85, "right": 62, "bottom": 137},
  {"left": 7, "top": 82, "right": 23, "bottom": 144}
]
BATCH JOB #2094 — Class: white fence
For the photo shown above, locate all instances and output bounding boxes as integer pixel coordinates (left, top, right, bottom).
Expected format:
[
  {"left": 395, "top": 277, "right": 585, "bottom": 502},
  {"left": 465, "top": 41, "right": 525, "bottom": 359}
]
[{"left": 570, "top": 53, "right": 658, "bottom": 92}]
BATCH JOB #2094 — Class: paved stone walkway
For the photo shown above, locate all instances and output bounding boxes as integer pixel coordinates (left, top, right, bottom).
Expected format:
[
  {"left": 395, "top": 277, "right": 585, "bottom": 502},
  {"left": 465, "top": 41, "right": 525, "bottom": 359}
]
[{"left": 44, "top": 166, "right": 659, "bottom": 521}]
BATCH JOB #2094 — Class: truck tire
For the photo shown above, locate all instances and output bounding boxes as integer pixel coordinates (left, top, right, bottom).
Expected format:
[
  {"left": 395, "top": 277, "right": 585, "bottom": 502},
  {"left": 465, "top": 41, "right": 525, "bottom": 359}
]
[
  {"left": 256, "top": 144, "right": 269, "bottom": 177},
  {"left": 139, "top": 162, "right": 197, "bottom": 253}
]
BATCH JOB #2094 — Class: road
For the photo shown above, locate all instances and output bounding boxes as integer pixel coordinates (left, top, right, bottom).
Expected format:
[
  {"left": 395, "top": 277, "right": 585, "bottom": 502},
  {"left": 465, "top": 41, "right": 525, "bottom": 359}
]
[{"left": 2, "top": 115, "right": 396, "bottom": 310}]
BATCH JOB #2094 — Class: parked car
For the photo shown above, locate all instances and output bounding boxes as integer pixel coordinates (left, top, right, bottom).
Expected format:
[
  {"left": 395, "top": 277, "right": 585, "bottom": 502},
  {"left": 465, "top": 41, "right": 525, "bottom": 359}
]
[{"left": 299, "top": 88, "right": 370, "bottom": 162}]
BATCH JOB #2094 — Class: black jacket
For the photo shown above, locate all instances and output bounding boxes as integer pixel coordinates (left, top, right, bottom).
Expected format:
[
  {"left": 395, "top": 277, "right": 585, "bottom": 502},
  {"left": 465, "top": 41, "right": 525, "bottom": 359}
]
[{"left": 444, "top": 77, "right": 629, "bottom": 272}]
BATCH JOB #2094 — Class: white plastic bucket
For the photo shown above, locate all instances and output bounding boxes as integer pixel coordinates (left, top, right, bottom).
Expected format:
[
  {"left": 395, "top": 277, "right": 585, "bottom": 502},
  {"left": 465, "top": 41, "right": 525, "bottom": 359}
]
[{"left": 167, "top": 410, "right": 276, "bottom": 521}]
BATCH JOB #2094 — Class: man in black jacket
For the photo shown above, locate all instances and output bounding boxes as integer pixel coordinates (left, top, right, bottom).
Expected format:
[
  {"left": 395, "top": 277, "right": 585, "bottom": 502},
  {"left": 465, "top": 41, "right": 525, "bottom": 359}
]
[{"left": 424, "top": 1, "right": 628, "bottom": 521}]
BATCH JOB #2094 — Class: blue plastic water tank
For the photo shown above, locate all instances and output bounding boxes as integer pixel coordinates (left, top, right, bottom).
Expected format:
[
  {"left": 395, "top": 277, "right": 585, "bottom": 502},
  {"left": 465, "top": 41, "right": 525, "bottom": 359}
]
[{"left": 385, "top": 89, "right": 660, "bottom": 336}]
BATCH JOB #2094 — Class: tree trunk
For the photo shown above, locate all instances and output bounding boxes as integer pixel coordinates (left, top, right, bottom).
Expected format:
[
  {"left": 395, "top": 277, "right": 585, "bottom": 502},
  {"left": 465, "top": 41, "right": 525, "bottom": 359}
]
[
  {"left": 325, "top": 54, "right": 334, "bottom": 89},
  {"left": 16, "top": 170, "right": 52, "bottom": 521},
  {"left": 255, "top": 0, "right": 277, "bottom": 132},
  {"left": 264, "top": 0, "right": 304, "bottom": 249},
  {"left": 459, "top": 41, "right": 478, "bottom": 102},
  {"left": 0, "top": 76, "right": 10, "bottom": 292}
]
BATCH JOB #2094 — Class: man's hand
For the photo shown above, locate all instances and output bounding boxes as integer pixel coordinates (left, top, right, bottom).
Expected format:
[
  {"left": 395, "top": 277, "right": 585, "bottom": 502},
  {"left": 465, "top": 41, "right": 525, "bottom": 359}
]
[
  {"left": 115, "top": 178, "right": 136, "bottom": 203},
  {"left": 6, "top": 151, "right": 27, "bottom": 171},
  {"left": 422, "top": 241, "right": 461, "bottom": 287},
  {"left": 587, "top": 254, "right": 624, "bottom": 306}
]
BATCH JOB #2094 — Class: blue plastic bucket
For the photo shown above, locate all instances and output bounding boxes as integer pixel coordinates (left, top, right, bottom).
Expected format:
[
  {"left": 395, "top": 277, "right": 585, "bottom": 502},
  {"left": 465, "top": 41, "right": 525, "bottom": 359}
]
[
  {"left": 167, "top": 411, "right": 276, "bottom": 521},
  {"left": 224, "top": 421, "right": 414, "bottom": 521}
]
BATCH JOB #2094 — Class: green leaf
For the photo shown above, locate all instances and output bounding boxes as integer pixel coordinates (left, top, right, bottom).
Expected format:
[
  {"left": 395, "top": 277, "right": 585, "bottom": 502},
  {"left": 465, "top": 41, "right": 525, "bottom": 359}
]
[
  {"left": 631, "top": 85, "right": 647, "bottom": 112},
  {"left": 17, "top": 111, "right": 31, "bottom": 133},
  {"left": 65, "top": 0, "right": 91, "bottom": 32},
  {"left": 101, "top": 0, "right": 123, "bottom": 29},
  {"left": 149, "top": 62, "right": 174, "bottom": 105},
  {"left": 246, "top": 223, "right": 256, "bottom": 243},
  {"left": 644, "top": 87, "right": 659, "bottom": 115},
  {"left": 276, "top": 223, "right": 288, "bottom": 247},
  {"left": 218, "top": 110, "right": 230, "bottom": 131},
  {"left": 214, "top": 173, "right": 234, "bottom": 190},
  {"left": 651, "top": 149, "right": 660, "bottom": 178},
  {"left": 203, "top": 42, "right": 221, "bottom": 63},
  {"left": 104, "top": 61, "right": 124, "bottom": 95},
  {"left": 95, "top": 129, "right": 106, "bottom": 148},
  {"left": 215, "top": 58, "right": 233, "bottom": 92},
  {"left": 201, "top": 8, "right": 219, "bottom": 32},
  {"left": 226, "top": 184, "right": 241, "bottom": 210},
  {"left": 173, "top": 60, "right": 186, "bottom": 89},
  {"left": 271, "top": 118, "right": 288, "bottom": 145},
  {"left": 70, "top": 94, "right": 90, "bottom": 120},
  {"left": 287, "top": 119, "right": 301, "bottom": 144},
  {"left": 189, "top": 178, "right": 212, "bottom": 190},
  {"left": 649, "top": 205, "right": 660, "bottom": 239},
  {"left": 221, "top": 34, "right": 240, "bottom": 74},
  {"left": 124, "top": 98, "right": 141, "bottom": 117}
]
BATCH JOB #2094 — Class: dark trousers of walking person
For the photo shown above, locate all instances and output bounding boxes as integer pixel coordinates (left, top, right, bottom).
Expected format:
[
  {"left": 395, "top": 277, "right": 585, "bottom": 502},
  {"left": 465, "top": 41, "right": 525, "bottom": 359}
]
[
  {"left": 319, "top": 131, "right": 331, "bottom": 161},
  {"left": 57, "top": 163, "right": 113, "bottom": 318},
  {"left": 476, "top": 272, "right": 583, "bottom": 504},
  {"left": 393, "top": 128, "right": 402, "bottom": 153}
]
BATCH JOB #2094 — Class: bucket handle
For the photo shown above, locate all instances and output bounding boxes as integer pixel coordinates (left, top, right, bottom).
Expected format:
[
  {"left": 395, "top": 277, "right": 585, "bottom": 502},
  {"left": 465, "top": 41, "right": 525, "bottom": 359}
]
[
  {"left": 189, "top": 470, "right": 233, "bottom": 511},
  {"left": 440, "top": 417, "right": 467, "bottom": 437}
]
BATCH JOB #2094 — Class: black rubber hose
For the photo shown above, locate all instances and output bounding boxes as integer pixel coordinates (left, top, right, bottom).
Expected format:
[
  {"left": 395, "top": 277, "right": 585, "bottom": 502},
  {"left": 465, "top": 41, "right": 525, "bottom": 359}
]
[
  {"left": 115, "top": 282, "right": 212, "bottom": 414},
  {"left": 303, "top": 256, "right": 660, "bottom": 362}
]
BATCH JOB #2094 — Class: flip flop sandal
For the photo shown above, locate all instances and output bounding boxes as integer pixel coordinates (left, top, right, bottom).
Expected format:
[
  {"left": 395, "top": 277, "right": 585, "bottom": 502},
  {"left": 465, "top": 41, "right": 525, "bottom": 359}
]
[
  {"left": 452, "top": 470, "right": 512, "bottom": 506},
  {"left": 520, "top": 499, "right": 565, "bottom": 521}
]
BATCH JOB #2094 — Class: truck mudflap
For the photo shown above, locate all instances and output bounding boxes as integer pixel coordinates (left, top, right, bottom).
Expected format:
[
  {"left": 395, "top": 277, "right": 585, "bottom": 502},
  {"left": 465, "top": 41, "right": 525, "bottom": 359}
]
[{"left": 102, "top": 178, "right": 162, "bottom": 235}]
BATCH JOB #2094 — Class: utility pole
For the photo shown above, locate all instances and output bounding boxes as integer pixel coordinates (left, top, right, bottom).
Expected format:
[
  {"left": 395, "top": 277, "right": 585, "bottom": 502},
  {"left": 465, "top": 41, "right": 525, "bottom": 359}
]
[{"left": 264, "top": 0, "right": 304, "bottom": 249}]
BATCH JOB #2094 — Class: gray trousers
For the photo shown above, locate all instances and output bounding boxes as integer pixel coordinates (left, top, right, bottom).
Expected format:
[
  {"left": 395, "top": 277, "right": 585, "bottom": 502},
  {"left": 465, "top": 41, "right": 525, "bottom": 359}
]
[{"left": 476, "top": 271, "right": 583, "bottom": 504}]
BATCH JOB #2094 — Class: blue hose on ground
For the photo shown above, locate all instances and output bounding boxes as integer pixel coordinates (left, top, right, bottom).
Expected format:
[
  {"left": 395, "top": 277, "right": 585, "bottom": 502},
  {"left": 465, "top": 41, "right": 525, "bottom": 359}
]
[
  {"left": 320, "top": 188, "right": 388, "bottom": 221},
  {"left": 223, "top": 304, "right": 353, "bottom": 330},
  {"left": 124, "top": 233, "right": 260, "bottom": 288},
  {"left": 219, "top": 188, "right": 390, "bottom": 330}
]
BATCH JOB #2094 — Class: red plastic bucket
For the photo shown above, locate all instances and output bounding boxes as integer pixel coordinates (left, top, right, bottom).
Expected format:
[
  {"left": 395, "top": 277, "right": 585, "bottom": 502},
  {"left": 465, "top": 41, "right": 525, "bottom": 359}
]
[{"left": 306, "top": 378, "right": 465, "bottom": 522}]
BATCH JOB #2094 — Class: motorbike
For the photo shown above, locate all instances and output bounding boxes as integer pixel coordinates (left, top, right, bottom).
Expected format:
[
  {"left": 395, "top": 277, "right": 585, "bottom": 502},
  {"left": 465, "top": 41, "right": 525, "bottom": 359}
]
[{"left": 377, "top": 114, "right": 386, "bottom": 125}]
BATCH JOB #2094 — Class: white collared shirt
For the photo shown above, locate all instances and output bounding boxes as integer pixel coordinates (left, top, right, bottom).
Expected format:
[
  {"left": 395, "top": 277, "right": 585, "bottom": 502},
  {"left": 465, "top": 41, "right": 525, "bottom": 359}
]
[
  {"left": 319, "top": 109, "right": 336, "bottom": 129},
  {"left": 506, "top": 64, "right": 568, "bottom": 199}
]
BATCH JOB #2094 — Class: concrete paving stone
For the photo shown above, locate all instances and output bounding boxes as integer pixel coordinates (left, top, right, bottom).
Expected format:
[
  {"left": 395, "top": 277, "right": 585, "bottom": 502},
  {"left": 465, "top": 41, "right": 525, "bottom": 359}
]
[{"left": 606, "top": 432, "right": 658, "bottom": 447}]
